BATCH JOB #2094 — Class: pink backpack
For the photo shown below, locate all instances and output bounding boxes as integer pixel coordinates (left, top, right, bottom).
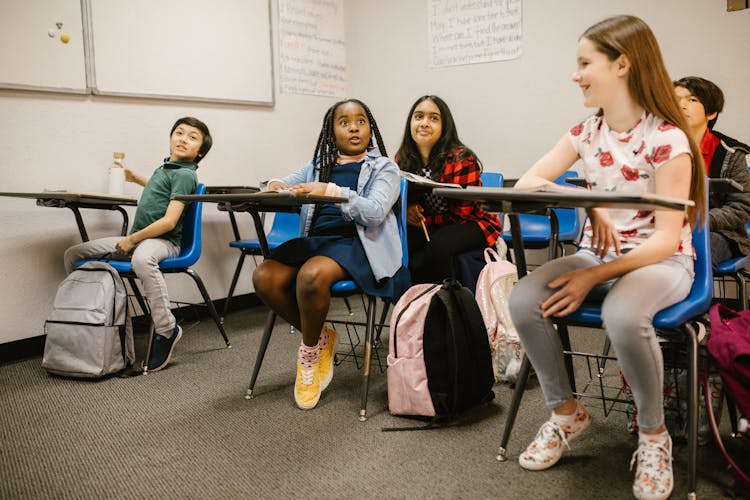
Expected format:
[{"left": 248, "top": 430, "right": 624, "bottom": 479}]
[
  {"left": 386, "top": 280, "right": 494, "bottom": 420},
  {"left": 475, "top": 247, "right": 522, "bottom": 383},
  {"left": 387, "top": 283, "right": 441, "bottom": 417}
]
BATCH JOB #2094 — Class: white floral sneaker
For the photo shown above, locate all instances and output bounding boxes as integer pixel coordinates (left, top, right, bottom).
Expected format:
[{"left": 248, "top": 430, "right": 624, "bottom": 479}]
[
  {"left": 519, "top": 402, "right": 592, "bottom": 471},
  {"left": 631, "top": 433, "right": 673, "bottom": 500}
]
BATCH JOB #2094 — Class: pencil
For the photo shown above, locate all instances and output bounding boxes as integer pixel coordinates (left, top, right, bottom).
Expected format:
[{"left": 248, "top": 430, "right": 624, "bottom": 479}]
[{"left": 420, "top": 219, "right": 430, "bottom": 242}]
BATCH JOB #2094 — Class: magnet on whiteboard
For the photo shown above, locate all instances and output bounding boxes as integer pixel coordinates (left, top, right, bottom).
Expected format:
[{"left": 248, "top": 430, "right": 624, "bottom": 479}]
[
  {"left": 48, "top": 28, "right": 56, "bottom": 38},
  {"left": 60, "top": 32, "right": 70, "bottom": 44}
]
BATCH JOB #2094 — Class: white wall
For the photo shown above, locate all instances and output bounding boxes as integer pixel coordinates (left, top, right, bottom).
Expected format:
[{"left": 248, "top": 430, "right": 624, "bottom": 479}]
[
  {"left": 1, "top": 0, "right": 749, "bottom": 345},
  {"left": 0, "top": 3, "right": 339, "bottom": 344},
  {"left": 346, "top": 0, "right": 750, "bottom": 174}
]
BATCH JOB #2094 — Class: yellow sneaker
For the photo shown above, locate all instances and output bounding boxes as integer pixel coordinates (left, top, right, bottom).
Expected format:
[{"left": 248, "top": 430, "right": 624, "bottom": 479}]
[
  {"left": 294, "top": 360, "right": 321, "bottom": 410},
  {"left": 319, "top": 326, "right": 338, "bottom": 391}
]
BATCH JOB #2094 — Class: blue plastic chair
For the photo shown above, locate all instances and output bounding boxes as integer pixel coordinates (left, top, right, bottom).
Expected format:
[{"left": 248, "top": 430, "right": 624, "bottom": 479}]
[
  {"left": 497, "top": 201, "right": 712, "bottom": 498},
  {"left": 76, "top": 183, "right": 231, "bottom": 369},
  {"left": 223, "top": 211, "right": 300, "bottom": 316},
  {"left": 714, "top": 255, "right": 749, "bottom": 311},
  {"left": 501, "top": 170, "right": 583, "bottom": 260},
  {"left": 246, "top": 178, "right": 409, "bottom": 421}
]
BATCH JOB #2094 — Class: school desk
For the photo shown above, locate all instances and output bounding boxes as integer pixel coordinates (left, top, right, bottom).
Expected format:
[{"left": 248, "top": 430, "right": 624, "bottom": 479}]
[
  {"left": 432, "top": 185, "right": 693, "bottom": 279},
  {"left": 175, "top": 191, "right": 347, "bottom": 257},
  {"left": 0, "top": 191, "right": 137, "bottom": 242}
]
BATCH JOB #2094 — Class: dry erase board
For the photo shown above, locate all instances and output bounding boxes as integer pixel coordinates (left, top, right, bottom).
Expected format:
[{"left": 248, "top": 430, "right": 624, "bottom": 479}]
[
  {"left": 88, "top": 0, "right": 274, "bottom": 105},
  {"left": 0, "top": 0, "right": 89, "bottom": 93}
]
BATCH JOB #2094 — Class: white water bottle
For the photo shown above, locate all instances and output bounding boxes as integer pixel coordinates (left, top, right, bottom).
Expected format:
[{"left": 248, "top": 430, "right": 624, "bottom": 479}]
[{"left": 108, "top": 152, "right": 125, "bottom": 195}]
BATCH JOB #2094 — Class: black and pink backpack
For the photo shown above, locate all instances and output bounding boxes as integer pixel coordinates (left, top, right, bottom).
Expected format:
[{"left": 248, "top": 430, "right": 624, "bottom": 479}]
[{"left": 386, "top": 279, "right": 494, "bottom": 423}]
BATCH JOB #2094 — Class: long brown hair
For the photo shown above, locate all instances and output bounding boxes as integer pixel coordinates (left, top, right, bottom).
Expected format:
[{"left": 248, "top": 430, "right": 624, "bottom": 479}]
[{"left": 582, "top": 15, "right": 705, "bottom": 226}]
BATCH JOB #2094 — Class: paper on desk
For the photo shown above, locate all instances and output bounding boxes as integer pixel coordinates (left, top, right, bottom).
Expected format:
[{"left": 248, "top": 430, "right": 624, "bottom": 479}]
[{"left": 399, "top": 171, "right": 462, "bottom": 189}]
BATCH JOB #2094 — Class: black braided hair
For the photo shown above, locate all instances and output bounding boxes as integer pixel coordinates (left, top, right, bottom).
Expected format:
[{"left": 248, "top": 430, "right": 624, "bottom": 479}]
[{"left": 309, "top": 99, "right": 388, "bottom": 229}]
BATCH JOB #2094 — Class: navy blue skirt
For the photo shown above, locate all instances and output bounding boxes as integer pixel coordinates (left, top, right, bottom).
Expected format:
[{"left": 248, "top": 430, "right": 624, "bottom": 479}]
[{"left": 268, "top": 234, "right": 411, "bottom": 302}]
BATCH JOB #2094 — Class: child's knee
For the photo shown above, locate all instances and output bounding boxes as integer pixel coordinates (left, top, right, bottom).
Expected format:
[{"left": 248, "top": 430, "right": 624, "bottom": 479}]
[
  {"left": 130, "top": 254, "right": 159, "bottom": 274},
  {"left": 252, "top": 264, "right": 273, "bottom": 293},
  {"left": 295, "top": 266, "right": 329, "bottom": 298},
  {"left": 508, "top": 275, "right": 545, "bottom": 324},
  {"left": 601, "top": 302, "right": 650, "bottom": 343}
]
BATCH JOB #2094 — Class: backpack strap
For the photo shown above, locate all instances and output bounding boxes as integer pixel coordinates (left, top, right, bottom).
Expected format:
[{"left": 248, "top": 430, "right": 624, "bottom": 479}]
[{"left": 433, "top": 279, "right": 472, "bottom": 418}]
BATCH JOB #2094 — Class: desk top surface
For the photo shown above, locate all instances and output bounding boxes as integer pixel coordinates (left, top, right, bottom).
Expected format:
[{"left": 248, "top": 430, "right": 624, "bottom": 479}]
[
  {"left": 176, "top": 191, "right": 347, "bottom": 208},
  {"left": 432, "top": 186, "right": 693, "bottom": 211},
  {"left": 0, "top": 191, "right": 138, "bottom": 205},
  {"left": 205, "top": 185, "right": 261, "bottom": 194}
]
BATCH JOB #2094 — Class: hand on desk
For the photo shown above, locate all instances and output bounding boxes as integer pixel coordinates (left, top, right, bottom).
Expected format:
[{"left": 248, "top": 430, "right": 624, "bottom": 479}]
[
  {"left": 587, "top": 207, "right": 621, "bottom": 258},
  {"left": 542, "top": 268, "right": 599, "bottom": 318},
  {"left": 287, "top": 182, "right": 329, "bottom": 196}
]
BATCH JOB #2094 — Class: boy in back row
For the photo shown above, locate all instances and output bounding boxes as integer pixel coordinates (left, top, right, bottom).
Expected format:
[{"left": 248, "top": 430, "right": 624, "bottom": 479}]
[{"left": 63, "top": 116, "right": 212, "bottom": 372}]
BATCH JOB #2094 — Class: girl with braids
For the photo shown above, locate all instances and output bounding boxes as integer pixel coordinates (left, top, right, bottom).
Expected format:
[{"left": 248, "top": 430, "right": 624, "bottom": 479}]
[
  {"left": 507, "top": 16, "right": 705, "bottom": 500},
  {"left": 252, "top": 99, "right": 409, "bottom": 410},
  {"left": 395, "top": 95, "right": 501, "bottom": 284}
]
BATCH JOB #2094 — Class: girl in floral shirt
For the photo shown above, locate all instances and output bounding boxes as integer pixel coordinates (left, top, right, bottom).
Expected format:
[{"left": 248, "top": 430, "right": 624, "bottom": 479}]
[
  {"left": 395, "top": 95, "right": 501, "bottom": 284},
  {"left": 507, "top": 16, "right": 705, "bottom": 500}
]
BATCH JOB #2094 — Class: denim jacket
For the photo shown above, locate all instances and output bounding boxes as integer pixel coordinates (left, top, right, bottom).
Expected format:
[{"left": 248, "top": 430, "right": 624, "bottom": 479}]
[{"left": 272, "top": 149, "right": 402, "bottom": 281}]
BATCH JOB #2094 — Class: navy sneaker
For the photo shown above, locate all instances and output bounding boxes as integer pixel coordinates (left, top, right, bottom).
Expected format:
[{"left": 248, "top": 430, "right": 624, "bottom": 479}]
[{"left": 146, "top": 325, "right": 183, "bottom": 372}]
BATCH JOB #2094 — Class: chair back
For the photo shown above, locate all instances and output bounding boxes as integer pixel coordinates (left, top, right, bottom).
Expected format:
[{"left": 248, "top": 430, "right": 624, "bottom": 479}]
[
  {"left": 653, "top": 207, "right": 712, "bottom": 327},
  {"left": 481, "top": 171, "right": 504, "bottom": 188},
  {"left": 552, "top": 170, "right": 583, "bottom": 241},
  {"left": 160, "top": 183, "right": 206, "bottom": 270},
  {"left": 267, "top": 211, "right": 301, "bottom": 242},
  {"left": 502, "top": 170, "right": 582, "bottom": 245}
]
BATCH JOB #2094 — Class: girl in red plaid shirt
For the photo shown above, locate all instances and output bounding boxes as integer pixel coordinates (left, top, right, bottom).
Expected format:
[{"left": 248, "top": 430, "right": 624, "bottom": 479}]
[{"left": 395, "top": 95, "right": 501, "bottom": 284}]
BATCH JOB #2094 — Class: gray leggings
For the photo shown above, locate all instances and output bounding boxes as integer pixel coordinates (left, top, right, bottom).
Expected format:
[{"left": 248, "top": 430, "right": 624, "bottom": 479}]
[{"left": 508, "top": 250, "right": 694, "bottom": 432}]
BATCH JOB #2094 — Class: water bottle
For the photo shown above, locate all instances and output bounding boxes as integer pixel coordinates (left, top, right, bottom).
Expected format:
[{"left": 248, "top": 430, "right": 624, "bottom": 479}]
[{"left": 109, "top": 152, "right": 125, "bottom": 195}]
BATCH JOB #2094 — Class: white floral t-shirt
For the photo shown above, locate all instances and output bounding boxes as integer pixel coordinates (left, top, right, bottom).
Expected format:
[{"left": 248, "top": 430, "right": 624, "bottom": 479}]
[{"left": 568, "top": 112, "right": 694, "bottom": 257}]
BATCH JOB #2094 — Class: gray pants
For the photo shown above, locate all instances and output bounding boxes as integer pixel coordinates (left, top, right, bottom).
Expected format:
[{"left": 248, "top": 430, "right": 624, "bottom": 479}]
[
  {"left": 508, "top": 250, "right": 694, "bottom": 432},
  {"left": 64, "top": 236, "right": 180, "bottom": 335}
]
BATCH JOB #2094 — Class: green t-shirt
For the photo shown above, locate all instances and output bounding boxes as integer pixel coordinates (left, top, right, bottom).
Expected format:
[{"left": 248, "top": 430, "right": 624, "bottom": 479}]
[{"left": 130, "top": 159, "right": 198, "bottom": 246}]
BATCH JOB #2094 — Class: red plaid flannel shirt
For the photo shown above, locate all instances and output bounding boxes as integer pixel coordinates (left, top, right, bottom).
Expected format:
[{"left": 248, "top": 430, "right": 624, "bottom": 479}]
[{"left": 425, "top": 148, "right": 502, "bottom": 246}]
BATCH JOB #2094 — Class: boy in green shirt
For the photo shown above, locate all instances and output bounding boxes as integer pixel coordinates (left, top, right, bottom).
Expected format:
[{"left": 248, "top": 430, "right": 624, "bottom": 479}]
[{"left": 64, "top": 116, "right": 212, "bottom": 372}]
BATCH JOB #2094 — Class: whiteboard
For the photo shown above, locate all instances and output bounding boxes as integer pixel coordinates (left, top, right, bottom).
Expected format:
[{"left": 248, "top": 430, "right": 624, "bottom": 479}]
[
  {"left": 87, "top": 0, "right": 274, "bottom": 105},
  {"left": 0, "top": 0, "right": 89, "bottom": 93}
]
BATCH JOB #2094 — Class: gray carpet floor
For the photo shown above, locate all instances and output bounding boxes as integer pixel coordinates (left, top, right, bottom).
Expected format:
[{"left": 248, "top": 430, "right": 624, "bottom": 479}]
[{"left": 0, "top": 300, "right": 737, "bottom": 499}]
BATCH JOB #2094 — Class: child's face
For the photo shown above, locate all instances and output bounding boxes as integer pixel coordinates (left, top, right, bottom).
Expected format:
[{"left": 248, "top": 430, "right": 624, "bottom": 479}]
[
  {"left": 410, "top": 99, "right": 442, "bottom": 153},
  {"left": 572, "top": 37, "right": 624, "bottom": 109},
  {"left": 333, "top": 102, "right": 371, "bottom": 156},
  {"left": 169, "top": 124, "right": 204, "bottom": 162},
  {"left": 674, "top": 86, "right": 713, "bottom": 132}
]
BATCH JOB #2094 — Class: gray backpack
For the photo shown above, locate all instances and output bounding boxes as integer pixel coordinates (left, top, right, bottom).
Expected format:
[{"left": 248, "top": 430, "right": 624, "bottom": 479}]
[{"left": 42, "top": 261, "right": 135, "bottom": 378}]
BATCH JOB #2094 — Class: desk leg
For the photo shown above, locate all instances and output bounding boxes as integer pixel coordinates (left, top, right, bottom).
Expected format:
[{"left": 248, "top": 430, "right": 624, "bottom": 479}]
[
  {"left": 508, "top": 214, "right": 528, "bottom": 278},
  {"left": 115, "top": 206, "right": 130, "bottom": 237},
  {"left": 548, "top": 210, "right": 560, "bottom": 260},
  {"left": 68, "top": 207, "right": 89, "bottom": 242},
  {"left": 228, "top": 211, "right": 241, "bottom": 241},
  {"left": 248, "top": 209, "right": 271, "bottom": 257}
]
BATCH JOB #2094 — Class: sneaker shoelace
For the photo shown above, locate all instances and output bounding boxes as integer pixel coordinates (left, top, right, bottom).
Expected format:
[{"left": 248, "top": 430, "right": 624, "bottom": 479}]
[
  {"left": 524, "top": 421, "right": 571, "bottom": 457},
  {"left": 299, "top": 366, "right": 315, "bottom": 386}
]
